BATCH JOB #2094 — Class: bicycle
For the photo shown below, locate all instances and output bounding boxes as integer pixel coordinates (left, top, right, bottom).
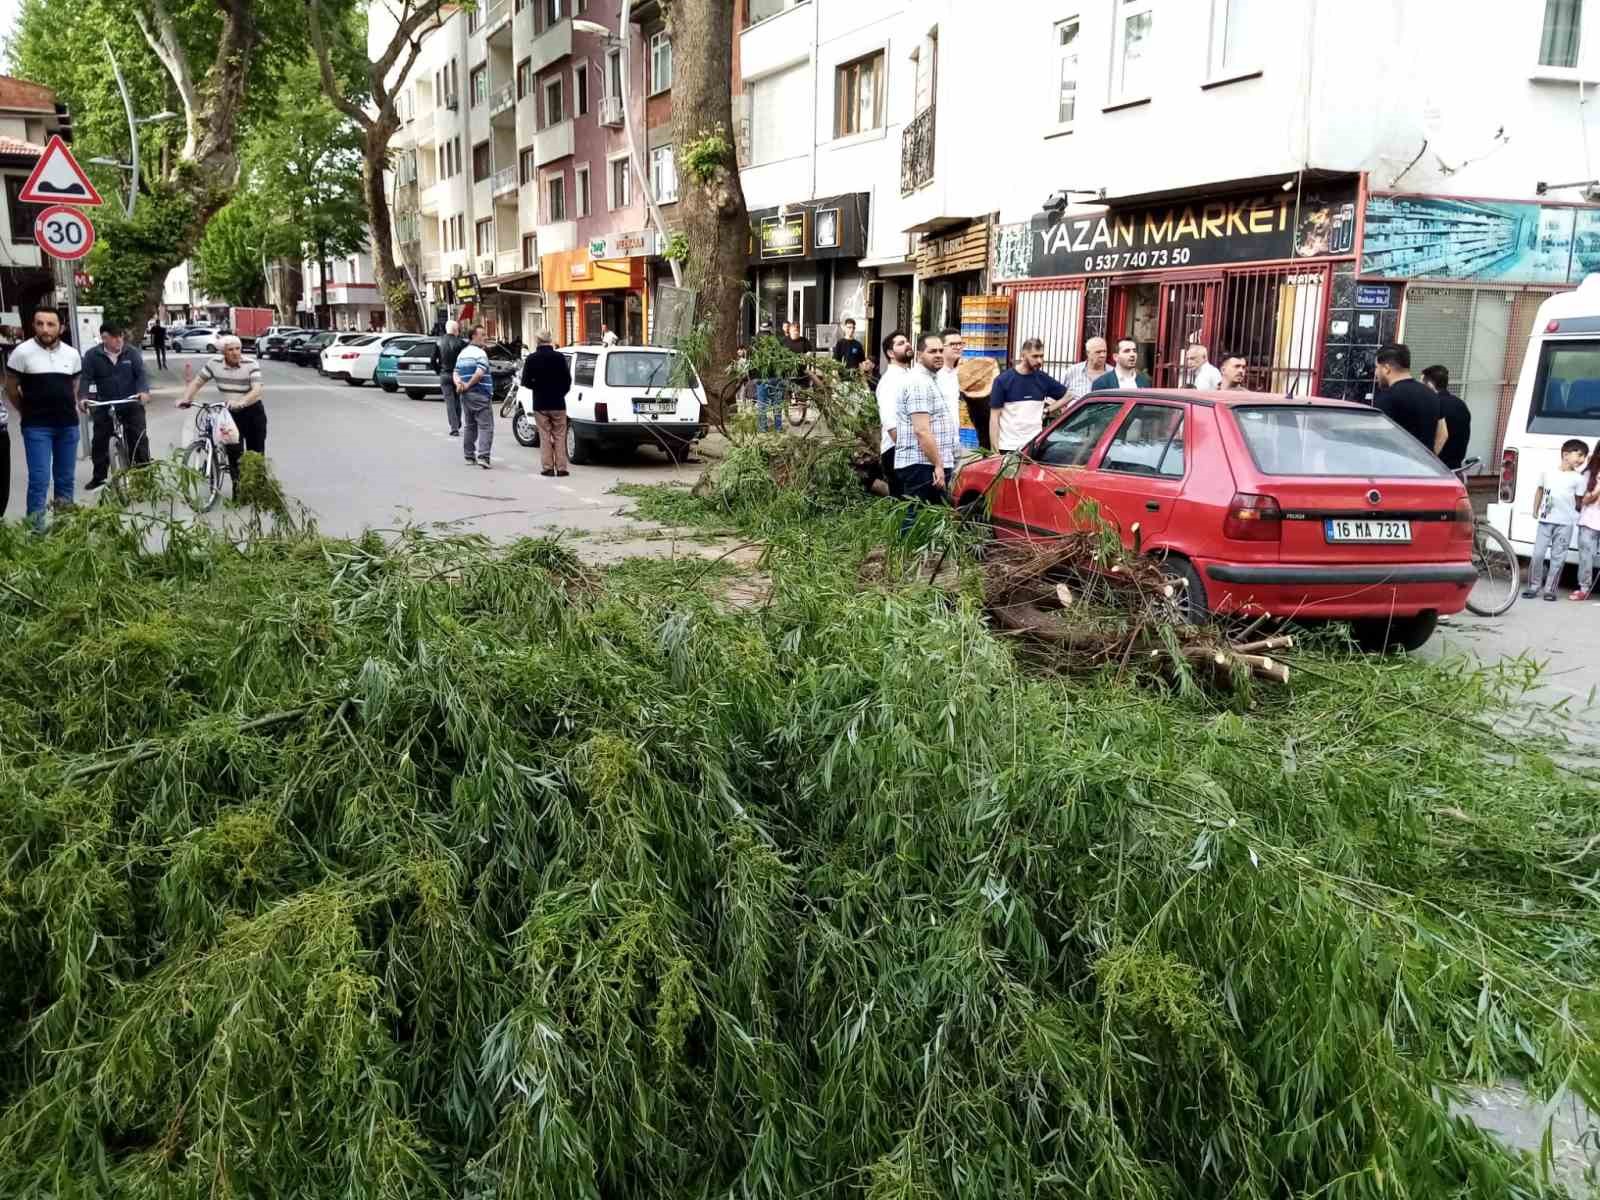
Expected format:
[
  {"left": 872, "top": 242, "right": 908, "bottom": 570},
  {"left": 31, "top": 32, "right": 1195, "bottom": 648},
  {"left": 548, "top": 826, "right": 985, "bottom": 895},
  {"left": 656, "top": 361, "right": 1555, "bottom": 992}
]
[
  {"left": 1452, "top": 457, "right": 1520, "bottom": 616},
  {"left": 177, "top": 399, "right": 233, "bottom": 513},
  {"left": 84, "top": 396, "right": 146, "bottom": 501}
]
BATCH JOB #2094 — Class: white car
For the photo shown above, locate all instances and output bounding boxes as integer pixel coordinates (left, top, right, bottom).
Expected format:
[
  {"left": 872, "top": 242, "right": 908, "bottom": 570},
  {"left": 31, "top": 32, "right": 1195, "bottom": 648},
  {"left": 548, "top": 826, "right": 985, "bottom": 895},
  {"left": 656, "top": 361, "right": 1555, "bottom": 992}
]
[
  {"left": 318, "top": 332, "right": 384, "bottom": 378},
  {"left": 328, "top": 332, "right": 414, "bottom": 386},
  {"left": 172, "top": 325, "right": 223, "bottom": 353},
  {"left": 511, "top": 343, "right": 707, "bottom": 464}
]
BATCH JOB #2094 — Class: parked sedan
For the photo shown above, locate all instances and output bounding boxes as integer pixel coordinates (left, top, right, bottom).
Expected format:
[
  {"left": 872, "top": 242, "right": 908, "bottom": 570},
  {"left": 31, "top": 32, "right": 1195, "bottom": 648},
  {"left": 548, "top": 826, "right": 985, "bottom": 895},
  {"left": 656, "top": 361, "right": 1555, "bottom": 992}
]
[
  {"left": 328, "top": 332, "right": 420, "bottom": 386},
  {"left": 289, "top": 331, "right": 336, "bottom": 366},
  {"left": 260, "top": 328, "right": 310, "bottom": 359},
  {"left": 374, "top": 335, "right": 436, "bottom": 391},
  {"left": 315, "top": 332, "right": 382, "bottom": 376},
  {"left": 951, "top": 390, "right": 1476, "bottom": 652},
  {"left": 172, "top": 325, "right": 223, "bottom": 353}
]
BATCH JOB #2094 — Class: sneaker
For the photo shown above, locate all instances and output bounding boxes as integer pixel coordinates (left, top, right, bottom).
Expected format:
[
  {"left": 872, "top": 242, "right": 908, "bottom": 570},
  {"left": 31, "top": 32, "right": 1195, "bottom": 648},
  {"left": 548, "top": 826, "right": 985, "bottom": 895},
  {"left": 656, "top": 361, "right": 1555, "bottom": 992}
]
[
  {"left": 556, "top": 470, "right": 570, "bottom": 477},
  {"left": 1545, "top": 592, "right": 1559, "bottom": 601},
  {"left": 1572, "top": 590, "right": 1592, "bottom": 601},
  {"left": 478, "top": 456, "right": 491, "bottom": 469},
  {"left": 464, "top": 457, "right": 477, "bottom": 466},
  {"left": 1521, "top": 588, "right": 1539, "bottom": 599},
  {"left": 84, "top": 478, "right": 107, "bottom": 492},
  {"left": 448, "top": 429, "right": 460, "bottom": 437}
]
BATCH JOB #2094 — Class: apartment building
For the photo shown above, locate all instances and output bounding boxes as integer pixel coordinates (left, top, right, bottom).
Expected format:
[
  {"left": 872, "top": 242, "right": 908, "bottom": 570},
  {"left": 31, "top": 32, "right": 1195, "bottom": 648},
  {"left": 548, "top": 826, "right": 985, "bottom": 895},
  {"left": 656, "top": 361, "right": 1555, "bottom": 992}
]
[
  {"left": 298, "top": 249, "right": 383, "bottom": 330},
  {"left": 737, "top": 0, "right": 1600, "bottom": 471},
  {"left": 0, "top": 76, "right": 75, "bottom": 330},
  {"left": 380, "top": 0, "right": 659, "bottom": 346}
]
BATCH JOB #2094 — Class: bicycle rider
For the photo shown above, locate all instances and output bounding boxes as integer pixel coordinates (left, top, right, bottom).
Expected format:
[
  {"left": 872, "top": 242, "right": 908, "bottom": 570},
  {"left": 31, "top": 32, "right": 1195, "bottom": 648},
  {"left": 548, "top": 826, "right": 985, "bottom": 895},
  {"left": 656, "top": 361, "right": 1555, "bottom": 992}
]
[
  {"left": 178, "top": 334, "right": 265, "bottom": 494},
  {"left": 79, "top": 321, "right": 151, "bottom": 491}
]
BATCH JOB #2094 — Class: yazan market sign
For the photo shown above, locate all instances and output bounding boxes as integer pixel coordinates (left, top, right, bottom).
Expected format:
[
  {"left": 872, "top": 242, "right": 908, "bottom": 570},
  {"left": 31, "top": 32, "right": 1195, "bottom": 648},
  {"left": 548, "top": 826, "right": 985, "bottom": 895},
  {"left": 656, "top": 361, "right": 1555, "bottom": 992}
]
[{"left": 993, "top": 182, "right": 1358, "bottom": 281}]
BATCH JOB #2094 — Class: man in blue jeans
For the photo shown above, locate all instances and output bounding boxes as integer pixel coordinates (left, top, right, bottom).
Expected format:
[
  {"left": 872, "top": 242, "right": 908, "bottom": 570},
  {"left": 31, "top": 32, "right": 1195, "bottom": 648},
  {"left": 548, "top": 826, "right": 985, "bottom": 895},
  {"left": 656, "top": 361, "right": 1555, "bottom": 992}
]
[
  {"left": 4, "top": 306, "right": 83, "bottom": 527},
  {"left": 752, "top": 324, "right": 786, "bottom": 434}
]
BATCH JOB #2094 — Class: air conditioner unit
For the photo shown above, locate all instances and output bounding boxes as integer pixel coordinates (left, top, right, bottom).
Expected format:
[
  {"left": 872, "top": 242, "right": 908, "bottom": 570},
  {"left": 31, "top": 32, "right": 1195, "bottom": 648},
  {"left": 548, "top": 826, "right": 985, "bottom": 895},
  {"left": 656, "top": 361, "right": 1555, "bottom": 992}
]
[
  {"left": 600, "top": 95, "right": 624, "bottom": 128},
  {"left": 444, "top": 93, "right": 460, "bottom": 111},
  {"left": 479, "top": 257, "right": 496, "bottom": 276}
]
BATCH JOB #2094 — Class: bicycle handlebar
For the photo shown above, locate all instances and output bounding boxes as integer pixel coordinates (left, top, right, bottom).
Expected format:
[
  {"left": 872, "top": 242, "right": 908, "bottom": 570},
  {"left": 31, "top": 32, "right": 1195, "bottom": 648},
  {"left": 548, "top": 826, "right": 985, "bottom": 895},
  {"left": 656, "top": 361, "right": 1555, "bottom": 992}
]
[{"left": 85, "top": 397, "right": 139, "bottom": 408}]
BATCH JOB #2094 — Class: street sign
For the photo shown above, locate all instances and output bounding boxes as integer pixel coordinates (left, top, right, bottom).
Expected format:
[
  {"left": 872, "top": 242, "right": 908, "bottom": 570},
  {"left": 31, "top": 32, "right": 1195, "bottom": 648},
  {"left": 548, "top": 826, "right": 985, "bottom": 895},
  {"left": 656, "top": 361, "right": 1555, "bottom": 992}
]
[
  {"left": 34, "top": 205, "right": 95, "bottom": 260},
  {"left": 18, "top": 135, "right": 103, "bottom": 207}
]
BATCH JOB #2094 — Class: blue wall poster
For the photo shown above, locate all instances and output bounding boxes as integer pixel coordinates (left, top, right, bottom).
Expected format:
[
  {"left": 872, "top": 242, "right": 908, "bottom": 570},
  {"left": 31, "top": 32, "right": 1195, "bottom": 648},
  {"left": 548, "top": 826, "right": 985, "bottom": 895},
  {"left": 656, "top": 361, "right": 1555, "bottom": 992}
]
[{"left": 1361, "top": 193, "right": 1589, "bottom": 285}]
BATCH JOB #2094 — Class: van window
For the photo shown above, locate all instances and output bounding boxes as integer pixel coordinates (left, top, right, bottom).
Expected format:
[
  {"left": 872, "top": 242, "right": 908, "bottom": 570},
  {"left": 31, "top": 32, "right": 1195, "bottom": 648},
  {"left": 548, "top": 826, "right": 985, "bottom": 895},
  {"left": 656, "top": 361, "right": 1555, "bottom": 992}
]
[
  {"left": 574, "top": 352, "right": 597, "bottom": 386},
  {"left": 1233, "top": 406, "right": 1448, "bottom": 477},
  {"left": 1529, "top": 340, "right": 1600, "bottom": 435},
  {"left": 605, "top": 350, "right": 698, "bottom": 389}
]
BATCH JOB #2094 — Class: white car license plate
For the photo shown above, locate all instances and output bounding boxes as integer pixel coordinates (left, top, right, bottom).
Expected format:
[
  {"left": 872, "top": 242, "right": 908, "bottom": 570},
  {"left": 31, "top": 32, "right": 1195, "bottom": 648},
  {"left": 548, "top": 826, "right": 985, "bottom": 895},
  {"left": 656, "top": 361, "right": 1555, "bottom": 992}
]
[
  {"left": 634, "top": 400, "right": 676, "bottom": 414},
  {"left": 1324, "top": 518, "right": 1411, "bottom": 543}
]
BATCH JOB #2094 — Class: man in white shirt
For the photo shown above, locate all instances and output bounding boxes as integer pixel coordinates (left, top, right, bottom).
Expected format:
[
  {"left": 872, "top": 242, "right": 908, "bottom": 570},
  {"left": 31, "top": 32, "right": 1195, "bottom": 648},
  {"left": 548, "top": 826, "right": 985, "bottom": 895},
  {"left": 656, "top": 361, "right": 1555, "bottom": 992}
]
[
  {"left": 1185, "top": 343, "right": 1223, "bottom": 390},
  {"left": 600, "top": 324, "right": 619, "bottom": 347},
  {"left": 1059, "top": 337, "right": 1108, "bottom": 403},
  {"left": 936, "top": 325, "right": 965, "bottom": 436},
  {"left": 875, "top": 330, "right": 911, "bottom": 496},
  {"left": 5, "top": 306, "right": 83, "bottom": 525}
]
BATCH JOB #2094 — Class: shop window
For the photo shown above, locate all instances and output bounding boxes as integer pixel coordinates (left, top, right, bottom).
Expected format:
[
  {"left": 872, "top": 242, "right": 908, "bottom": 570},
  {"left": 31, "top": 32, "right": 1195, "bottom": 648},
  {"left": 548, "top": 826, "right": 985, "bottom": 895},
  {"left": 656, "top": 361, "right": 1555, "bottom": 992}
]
[
  {"left": 1540, "top": 0, "right": 1582, "bottom": 68},
  {"left": 1054, "top": 17, "right": 1079, "bottom": 126},
  {"left": 1009, "top": 285, "right": 1085, "bottom": 377},
  {"left": 650, "top": 31, "right": 673, "bottom": 94},
  {"left": 575, "top": 163, "right": 591, "bottom": 216},
  {"left": 834, "top": 50, "right": 884, "bottom": 137},
  {"left": 1111, "top": 0, "right": 1154, "bottom": 102},
  {"left": 650, "top": 146, "right": 677, "bottom": 203},
  {"left": 1209, "top": 0, "right": 1257, "bottom": 76}
]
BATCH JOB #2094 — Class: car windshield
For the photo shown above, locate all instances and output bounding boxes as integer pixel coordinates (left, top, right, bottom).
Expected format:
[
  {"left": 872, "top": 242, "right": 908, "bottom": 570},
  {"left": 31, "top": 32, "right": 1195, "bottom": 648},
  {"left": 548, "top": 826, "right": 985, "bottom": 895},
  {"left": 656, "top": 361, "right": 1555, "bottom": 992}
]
[
  {"left": 605, "top": 351, "right": 697, "bottom": 390},
  {"left": 1529, "top": 338, "right": 1600, "bottom": 435},
  {"left": 1232, "top": 405, "right": 1449, "bottom": 477}
]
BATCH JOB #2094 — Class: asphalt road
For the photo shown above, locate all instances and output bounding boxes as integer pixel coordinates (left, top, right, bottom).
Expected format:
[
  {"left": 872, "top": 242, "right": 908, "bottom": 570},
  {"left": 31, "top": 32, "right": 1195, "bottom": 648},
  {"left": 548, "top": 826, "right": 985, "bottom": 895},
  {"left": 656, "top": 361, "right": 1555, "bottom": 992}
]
[{"left": 3, "top": 351, "right": 697, "bottom": 548}]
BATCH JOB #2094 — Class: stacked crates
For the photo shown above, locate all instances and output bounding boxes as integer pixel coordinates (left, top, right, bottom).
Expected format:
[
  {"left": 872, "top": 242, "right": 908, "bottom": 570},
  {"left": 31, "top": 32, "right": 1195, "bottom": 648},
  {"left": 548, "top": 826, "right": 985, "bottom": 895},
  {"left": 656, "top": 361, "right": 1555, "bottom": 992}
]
[{"left": 957, "top": 296, "right": 1010, "bottom": 447}]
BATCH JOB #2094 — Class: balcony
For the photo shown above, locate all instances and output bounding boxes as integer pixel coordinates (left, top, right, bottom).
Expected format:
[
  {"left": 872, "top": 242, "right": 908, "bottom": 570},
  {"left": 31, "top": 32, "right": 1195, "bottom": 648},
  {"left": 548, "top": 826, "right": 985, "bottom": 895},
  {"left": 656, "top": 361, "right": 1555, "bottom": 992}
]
[
  {"left": 534, "top": 117, "right": 574, "bottom": 166},
  {"left": 489, "top": 81, "right": 515, "bottom": 125},
  {"left": 528, "top": 18, "right": 572, "bottom": 74},
  {"left": 418, "top": 183, "right": 442, "bottom": 214},
  {"left": 496, "top": 248, "right": 521, "bottom": 276},
  {"left": 484, "top": 0, "right": 511, "bottom": 45},
  {"left": 901, "top": 104, "right": 935, "bottom": 196},
  {"left": 491, "top": 164, "right": 517, "bottom": 199},
  {"left": 395, "top": 150, "right": 418, "bottom": 186},
  {"left": 536, "top": 219, "right": 576, "bottom": 256},
  {"left": 423, "top": 251, "right": 443, "bottom": 279}
]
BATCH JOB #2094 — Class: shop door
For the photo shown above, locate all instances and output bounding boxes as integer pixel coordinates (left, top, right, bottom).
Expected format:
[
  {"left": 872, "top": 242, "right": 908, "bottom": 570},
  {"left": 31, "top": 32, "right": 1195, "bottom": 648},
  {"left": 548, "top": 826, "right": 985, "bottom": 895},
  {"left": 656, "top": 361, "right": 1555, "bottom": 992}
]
[
  {"left": 1401, "top": 286, "right": 1519, "bottom": 473},
  {"left": 1155, "top": 279, "right": 1220, "bottom": 387},
  {"left": 1108, "top": 282, "right": 1160, "bottom": 377},
  {"left": 790, "top": 282, "right": 817, "bottom": 342},
  {"left": 582, "top": 299, "right": 604, "bottom": 344}
]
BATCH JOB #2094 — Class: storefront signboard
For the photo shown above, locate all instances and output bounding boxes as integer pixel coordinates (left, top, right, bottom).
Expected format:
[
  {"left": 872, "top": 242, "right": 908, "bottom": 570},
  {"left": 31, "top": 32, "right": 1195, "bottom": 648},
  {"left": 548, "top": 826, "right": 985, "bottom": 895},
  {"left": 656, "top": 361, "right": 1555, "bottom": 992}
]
[
  {"left": 1361, "top": 192, "right": 1600, "bottom": 285},
  {"left": 588, "top": 230, "right": 658, "bottom": 260},
  {"left": 994, "top": 181, "right": 1358, "bottom": 281},
  {"left": 759, "top": 212, "right": 806, "bottom": 260}
]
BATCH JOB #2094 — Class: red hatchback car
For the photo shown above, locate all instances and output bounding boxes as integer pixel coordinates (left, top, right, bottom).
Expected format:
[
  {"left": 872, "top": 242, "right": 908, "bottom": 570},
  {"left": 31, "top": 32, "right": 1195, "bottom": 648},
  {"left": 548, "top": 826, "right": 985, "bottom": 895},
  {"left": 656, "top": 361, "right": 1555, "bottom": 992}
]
[{"left": 952, "top": 389, "right": 1477, "bottom": 651}]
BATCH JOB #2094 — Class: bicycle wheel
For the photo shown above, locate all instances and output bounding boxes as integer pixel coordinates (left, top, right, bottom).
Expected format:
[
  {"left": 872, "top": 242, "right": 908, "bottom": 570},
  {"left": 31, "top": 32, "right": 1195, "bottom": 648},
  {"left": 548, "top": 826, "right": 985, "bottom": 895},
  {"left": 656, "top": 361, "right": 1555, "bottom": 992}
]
[
  {"left": 104, "top": 433, "right": 131, "bottom": 502},
  {"left": 182, "top": 438, "right": 224, "bottom": 513},
  {"left": 1465, "top": 521, "right": 1520, "bottom": 617}
]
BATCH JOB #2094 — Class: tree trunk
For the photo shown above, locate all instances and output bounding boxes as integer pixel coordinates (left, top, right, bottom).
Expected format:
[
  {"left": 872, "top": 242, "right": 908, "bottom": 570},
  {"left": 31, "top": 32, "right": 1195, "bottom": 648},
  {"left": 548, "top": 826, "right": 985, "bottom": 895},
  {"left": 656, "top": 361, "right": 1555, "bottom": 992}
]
[
  {"left": 364, "top": 139, "right": 421, "bottom": 332},
  {"left": 319, "top": 237, "right": 330, "bottom": 329},
  {"left": 668, "top": 0, "right": 750, "bottom": 423}
]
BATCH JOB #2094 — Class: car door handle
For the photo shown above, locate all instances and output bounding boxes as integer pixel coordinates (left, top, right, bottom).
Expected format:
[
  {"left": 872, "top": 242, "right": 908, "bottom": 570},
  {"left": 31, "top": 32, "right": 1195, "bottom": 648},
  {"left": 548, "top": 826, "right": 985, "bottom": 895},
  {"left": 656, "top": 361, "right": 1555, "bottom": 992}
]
[{"left": 1145, "top": 501, "right": 1161, "bottom": 512}]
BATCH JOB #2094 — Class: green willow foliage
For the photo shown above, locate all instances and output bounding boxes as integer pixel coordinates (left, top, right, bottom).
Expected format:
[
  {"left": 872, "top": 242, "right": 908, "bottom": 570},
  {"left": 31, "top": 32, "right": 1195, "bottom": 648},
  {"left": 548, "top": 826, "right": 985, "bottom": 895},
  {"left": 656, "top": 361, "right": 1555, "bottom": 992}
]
[{"left": 0, "top": 493, "right": 1598, "bottom": 1199}]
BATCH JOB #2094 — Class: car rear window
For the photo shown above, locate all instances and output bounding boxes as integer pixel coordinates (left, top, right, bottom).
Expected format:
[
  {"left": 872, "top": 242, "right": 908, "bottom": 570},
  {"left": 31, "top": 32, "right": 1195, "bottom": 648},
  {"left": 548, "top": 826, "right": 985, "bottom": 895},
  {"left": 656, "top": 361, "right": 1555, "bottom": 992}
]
[
  {"left": 604, "top": 351, "right": 699, "bottom": 390},
  {"left": 1529, "top": 339, "right": 1600, "bottom": 435},
  {"left": 1232, "top": 405, "right": 1449, "bottom": 477}
]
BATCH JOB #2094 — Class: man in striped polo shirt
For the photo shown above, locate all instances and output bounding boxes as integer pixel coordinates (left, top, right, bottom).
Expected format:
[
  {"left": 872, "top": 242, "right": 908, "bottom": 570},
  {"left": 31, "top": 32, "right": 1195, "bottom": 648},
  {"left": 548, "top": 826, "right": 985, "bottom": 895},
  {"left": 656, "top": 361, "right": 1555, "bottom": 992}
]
[{"left": 179, "top": 335, "right": 265, "bottom": 493}]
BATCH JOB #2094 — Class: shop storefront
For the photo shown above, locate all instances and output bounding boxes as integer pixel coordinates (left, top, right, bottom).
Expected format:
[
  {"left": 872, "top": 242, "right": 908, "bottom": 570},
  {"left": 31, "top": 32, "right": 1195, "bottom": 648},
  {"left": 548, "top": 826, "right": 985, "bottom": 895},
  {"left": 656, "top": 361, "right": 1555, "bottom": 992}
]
[
  {"left": 992, "top": 175, "right": 1360, "bottom": 394},
  {"left": 915, "top": 219, "right": 991, "bottom": 334},
  {"left": 542, "top": 232, "right": 654, "bottom": 346},
  {"left": 1359, "top": 191, "right": 1600, "bottom": 473},
  {"left": 746, "top": 193, "right": 870, "bottom": 344}
]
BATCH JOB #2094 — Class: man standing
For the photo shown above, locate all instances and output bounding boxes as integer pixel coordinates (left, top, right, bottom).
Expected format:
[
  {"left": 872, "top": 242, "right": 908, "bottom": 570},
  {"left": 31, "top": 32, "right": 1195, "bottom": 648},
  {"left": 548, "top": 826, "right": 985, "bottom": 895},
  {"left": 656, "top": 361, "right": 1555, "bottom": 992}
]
[
  {"left": 784, "top": 320, "right": 812, "bottom": 394},
  {"left": 455, "top": 324, "right": 496, "bottom": 468},
  {"left": 521, "top": 330, "right": 572, "bottom": 477},
  {"left": 1421, "top": 364, "right": 1472, "bottom": 470},
  {"left": 5, "top": 306, "right": 82, "bottom": 526},
  {"left": 894, "top": 332, "right": 956, "bottom": 509},
  {"left": 1091, "top": 338, "right": 1152, "bottom": 391},
  {"left": 989, "top": 338, "right": 1068, "bottom": 452},
  {"left": 1184, "top": 343, "right": 1223, "bottom": 390},
  {"left": 753, "top": 323, "right": 786, "bottom": 434},
  {"left": 936, "top": 326, "right": 966, "bottom": 437},
  {"left": 831, "top": 318, "right": 866, "bottom": 371},
  {"left": 1373, "top": 343, "right": 1445, "bottom": 453},
  {"left": 1218, "top": 353, "right": 1249, "bottom": 390},
  {"left": 149, "top": 319, "right": 168, "bottom": 370},
  {"left": 80, "top": 323, "right": 153, "bottom": 491},
  {"left": 876, "top": 330, "right": 911, "bottom": 496},
  {"left": 179, "top": 335, "right": 265, "bottom": 493},
  {"left": 1060, "top": 336, "right": 1109, "bottom": 403},
  {"left": 436, "top": 319, "right": 467, "bottom": 437},
  {"left": 601, "top": 324, "right": 620, "bottom": 347}
]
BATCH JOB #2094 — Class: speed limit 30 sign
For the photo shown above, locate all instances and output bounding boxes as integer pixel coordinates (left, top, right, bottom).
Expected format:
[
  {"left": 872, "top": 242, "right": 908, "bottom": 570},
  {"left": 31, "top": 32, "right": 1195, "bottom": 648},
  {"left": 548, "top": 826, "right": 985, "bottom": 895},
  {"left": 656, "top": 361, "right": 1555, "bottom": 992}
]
[{"left": 34, "top": 204, "right": 95, "bottom": 261}]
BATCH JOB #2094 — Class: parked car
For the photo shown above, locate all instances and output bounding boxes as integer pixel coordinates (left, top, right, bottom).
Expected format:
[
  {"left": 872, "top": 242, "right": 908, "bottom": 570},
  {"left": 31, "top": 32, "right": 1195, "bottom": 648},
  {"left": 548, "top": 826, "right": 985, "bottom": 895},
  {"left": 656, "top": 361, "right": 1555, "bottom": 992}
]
[
  {"left": 289, "top": 331, "right": 336, "bottom": 366},
  {"left": 326, "top": 332, "right": 420, "bottom": 386},
  {"left": 374, "top": 335, "right": 436, "bottom": 391},
  {"left": 951, "top": 390, "right": 1477, "bottom": 652},
  {"left": 511, "top": 344, "right": 706, "bottom": 464},
  {"left": 315, "top": 332, "right": 381, "bottom": 376},
  {"left": 392, "top": 339, "right": 518, "bottom": 401},
  {"left": 172, "top": 325, "right": 223, "bottom": 353},
  {"left": 260, "top": 328, "right": 310, "bottom": 359}
]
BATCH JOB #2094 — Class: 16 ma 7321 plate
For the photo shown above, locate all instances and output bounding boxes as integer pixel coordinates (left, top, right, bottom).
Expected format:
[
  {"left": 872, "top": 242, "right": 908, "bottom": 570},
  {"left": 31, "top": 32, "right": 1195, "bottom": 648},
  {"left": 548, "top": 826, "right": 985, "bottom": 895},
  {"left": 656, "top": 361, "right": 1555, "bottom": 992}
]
[{"left": 1324, "top": 518, "right": 1411, "bottom": 543}]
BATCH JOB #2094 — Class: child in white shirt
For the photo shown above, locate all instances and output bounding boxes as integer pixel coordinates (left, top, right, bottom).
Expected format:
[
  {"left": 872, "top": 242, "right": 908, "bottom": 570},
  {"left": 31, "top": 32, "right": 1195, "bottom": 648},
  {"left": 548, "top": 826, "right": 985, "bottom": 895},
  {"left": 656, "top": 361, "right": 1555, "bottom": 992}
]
[{"left": 1524, "top": 438, "right": 1590, "bottom": 601}]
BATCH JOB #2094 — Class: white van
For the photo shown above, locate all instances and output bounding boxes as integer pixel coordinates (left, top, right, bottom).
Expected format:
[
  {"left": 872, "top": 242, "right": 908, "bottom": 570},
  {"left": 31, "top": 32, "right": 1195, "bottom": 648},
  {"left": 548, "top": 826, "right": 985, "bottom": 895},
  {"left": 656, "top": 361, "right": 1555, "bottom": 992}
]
[
  {"left": 1488, "top": 274, "right": 1600, "bottom": 561},
  {"left": 510, "top": 343, "right": 707, "bottom": 464}
]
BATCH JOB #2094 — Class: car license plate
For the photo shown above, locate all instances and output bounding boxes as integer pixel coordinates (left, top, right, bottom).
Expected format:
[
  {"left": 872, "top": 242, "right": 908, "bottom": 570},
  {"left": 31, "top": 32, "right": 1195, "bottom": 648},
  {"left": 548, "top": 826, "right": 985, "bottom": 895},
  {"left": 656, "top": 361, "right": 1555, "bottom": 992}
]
[
  {"left": 633, "top": 400, "right": 676, "bottom": 414},
  {"left": 1324, "top": 518, "right": 1411, "bottom": 543}
]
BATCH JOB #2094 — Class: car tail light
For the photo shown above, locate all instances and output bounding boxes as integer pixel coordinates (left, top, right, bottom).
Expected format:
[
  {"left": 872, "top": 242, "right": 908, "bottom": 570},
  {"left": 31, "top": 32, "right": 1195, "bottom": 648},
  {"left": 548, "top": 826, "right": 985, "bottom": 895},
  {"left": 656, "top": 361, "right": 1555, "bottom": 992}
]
[
  {"left": 340, "top": 351, "right": 359, "bottom": 359},
  {"left": 1498, "top": 447, "right": 1518, "bottom": 504},
  {"left": 1449, "top": 497, "right": 1474, "bottom": 543},
  {"left": 1223, "top": 492, "right": 1282, "bottom": 541},
  {"left": 594, "top": 401, "right": 609, "bottom": 423}
]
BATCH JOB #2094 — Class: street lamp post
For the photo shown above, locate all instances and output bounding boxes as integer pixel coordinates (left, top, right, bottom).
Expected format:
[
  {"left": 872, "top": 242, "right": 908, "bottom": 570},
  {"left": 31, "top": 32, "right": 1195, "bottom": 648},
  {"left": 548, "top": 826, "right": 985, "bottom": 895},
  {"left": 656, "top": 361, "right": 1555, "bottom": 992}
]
[
  {"left": 573, "top": 8, "right": 682, "bottom": 288},
  {"left": 104, "top": 41, "right": 177, "bottom": 218}
]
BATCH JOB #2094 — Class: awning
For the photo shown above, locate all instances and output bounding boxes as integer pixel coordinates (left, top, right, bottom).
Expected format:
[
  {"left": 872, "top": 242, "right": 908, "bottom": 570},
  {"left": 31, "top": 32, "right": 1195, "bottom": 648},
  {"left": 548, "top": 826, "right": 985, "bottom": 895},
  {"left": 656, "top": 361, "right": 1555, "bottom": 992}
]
[{"left": 1091, "top": 168, "right": 1352, "bottom": 210}]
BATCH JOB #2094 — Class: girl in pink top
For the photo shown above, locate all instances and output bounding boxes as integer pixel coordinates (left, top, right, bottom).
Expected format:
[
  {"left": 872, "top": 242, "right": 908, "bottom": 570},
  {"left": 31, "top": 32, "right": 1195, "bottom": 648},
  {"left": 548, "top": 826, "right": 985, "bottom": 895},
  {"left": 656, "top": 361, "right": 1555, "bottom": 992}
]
[{"left": 1575, "top": 452, "right": 1600, "bottom": 600}]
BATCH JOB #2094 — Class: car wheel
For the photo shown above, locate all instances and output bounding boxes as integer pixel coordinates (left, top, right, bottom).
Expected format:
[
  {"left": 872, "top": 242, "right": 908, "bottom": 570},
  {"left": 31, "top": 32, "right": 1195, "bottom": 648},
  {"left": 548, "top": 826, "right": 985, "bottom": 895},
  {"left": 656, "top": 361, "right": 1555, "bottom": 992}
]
[
  {"left": 567, "top": 423, "right": 594, "bottom": 465},
  {"left": 405, "top": 390, "right": 431, "bottom": 400},
  {"left": 347, "top": 378, "right": 364, "bottom": 387},
  {"left": 204, "top": 343, "right": 216, "bottom": 354},
  {"left": 1350, "top": 612, "right": 1438, "bottom": 654},
  {"left": 380, "top": 381, "right": 398, "bottom": 393},
  {"left": 1155, "top": 554, "right": 1209, "bottom": 623},
  {"left": 511, "top": 408, "right": 539, "bottom": 447}
]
